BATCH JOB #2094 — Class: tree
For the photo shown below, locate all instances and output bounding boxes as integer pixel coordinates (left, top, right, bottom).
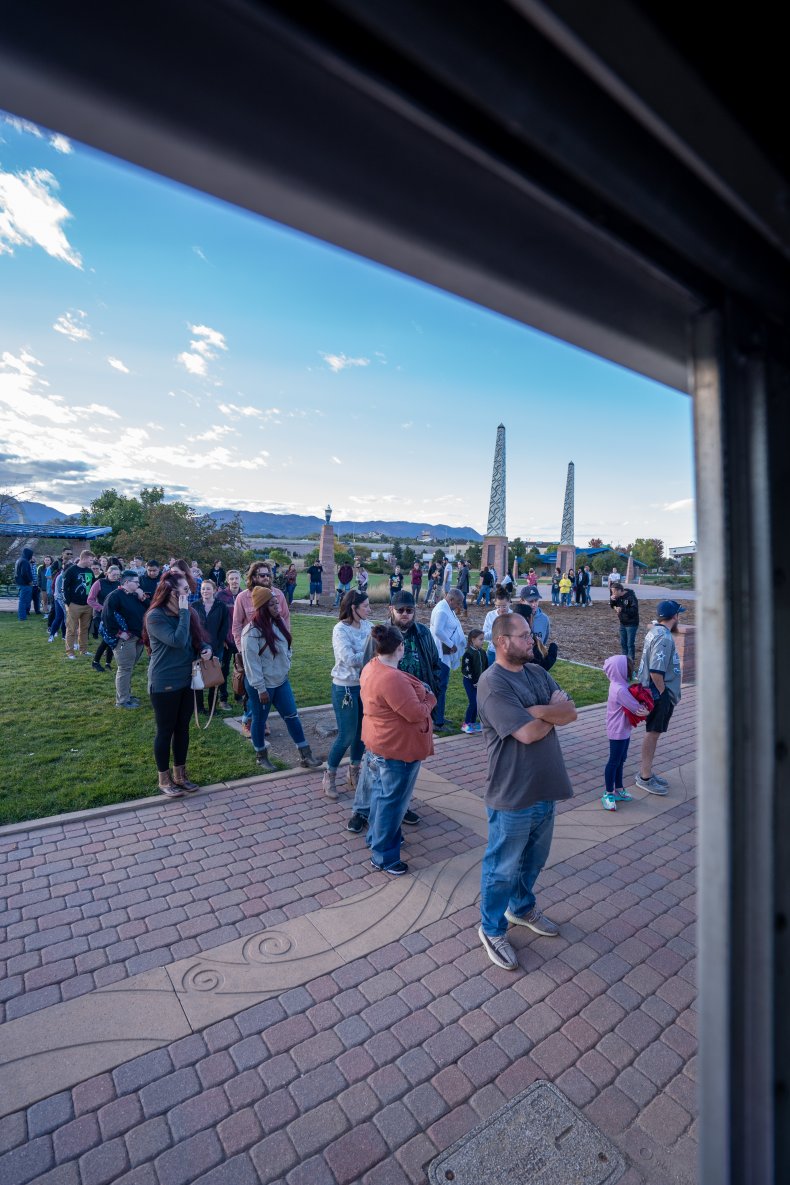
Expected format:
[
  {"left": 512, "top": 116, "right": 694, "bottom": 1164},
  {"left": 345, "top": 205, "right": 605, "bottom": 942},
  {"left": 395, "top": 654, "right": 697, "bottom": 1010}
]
[
  {"left": 432, "top": 548, "right": 446, "bottom": 565},
  {"left": 588, "top": 537, "right": 603, "bottom": 548},
  {"left": 589, "top": 548, "right": 621, "bottom": 576},
  {"left": 79, "top": 489, "right": 147, "bottom": 543},
  {"left": 631, "top": 537, "right": 665, "bottom": 569},
  {"left": 402, "top": 546, "right": 416, "bottom": 569},
  {"left": 465, "top": 542, "right": 482, "bottom": 568}
]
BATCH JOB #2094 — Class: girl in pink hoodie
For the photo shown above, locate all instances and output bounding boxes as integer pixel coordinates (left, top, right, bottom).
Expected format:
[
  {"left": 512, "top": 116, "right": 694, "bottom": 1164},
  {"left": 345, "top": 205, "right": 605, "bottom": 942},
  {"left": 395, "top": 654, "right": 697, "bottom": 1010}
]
[{"left": 602, "top": 654, "right": 650, "bottom": 810}]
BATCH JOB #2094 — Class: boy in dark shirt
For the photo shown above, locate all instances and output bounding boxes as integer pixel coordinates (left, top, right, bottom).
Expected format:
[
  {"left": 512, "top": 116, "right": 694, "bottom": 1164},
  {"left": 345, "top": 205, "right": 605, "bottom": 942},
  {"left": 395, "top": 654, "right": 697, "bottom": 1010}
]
[
  {"left": 389, "top": 566, "right": 403, "bottom": 602},
  {"left": 609, "top": 581, "right": 640, "bottom": 672}
]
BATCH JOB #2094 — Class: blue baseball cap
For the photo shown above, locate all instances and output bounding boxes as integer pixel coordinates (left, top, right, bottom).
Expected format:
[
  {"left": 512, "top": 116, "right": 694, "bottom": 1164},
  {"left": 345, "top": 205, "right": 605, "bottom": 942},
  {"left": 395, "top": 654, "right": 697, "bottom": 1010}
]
[{"left": 657, "top": 599, "right": 686, "bottom": 619}]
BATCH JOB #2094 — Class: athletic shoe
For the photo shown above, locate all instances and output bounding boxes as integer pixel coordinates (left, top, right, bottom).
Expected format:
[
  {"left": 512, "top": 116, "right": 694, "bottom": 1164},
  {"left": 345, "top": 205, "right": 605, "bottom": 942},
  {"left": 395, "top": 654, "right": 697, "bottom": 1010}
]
[
  {"left": 47, "top": 635, "right": 55, "bottom": 643},
  {"left": 91, "top": 661, "right": 104, "bottom": 673},
  {"left": 651, "top": 773, "right": 669, "bottom": 787},
  {"left": 402, "top": 809, "right": 420, "bottom": 826},
  {"left": 471, "top": 722, "right": 483, "bottom": 733},
  {"left": 635, "top": 774, "right": 668, "bottom": 795},
  {"left": 461, "top": 723, "right": 474, "bottom": 733},
  {"left": 115, "top": 700, "right": 139, "bottom": 709},
  {"left": 601, "top": 792, "right": 617, "bottom": 811},
  {"left": 370, "top": 859, "right": 409, "bottom": 876},
  {"left": 504, "top": 907, "right": 559, "bottom": 936},
  {"left": 612, "top": 788, "right": 633, "bottom": 802},
  {"left": 478, "top": 926, "right": 518, "bottom": 971},
  {"left": 346, "top": 812, "right": 368, "bottom": 833},
  {"left": 219, "top": 702, "right": 232, "bottom": 712}
]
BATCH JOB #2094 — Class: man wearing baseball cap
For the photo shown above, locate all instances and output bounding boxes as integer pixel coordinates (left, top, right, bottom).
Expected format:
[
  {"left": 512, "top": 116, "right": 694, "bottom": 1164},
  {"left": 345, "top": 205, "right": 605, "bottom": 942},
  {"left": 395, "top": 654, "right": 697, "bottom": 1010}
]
[
  {"left": 634, "top": 599, "right": 686, "bottom": 794},
  {"left": 517, "top": 586, "right": 558, "bottom": 671}
]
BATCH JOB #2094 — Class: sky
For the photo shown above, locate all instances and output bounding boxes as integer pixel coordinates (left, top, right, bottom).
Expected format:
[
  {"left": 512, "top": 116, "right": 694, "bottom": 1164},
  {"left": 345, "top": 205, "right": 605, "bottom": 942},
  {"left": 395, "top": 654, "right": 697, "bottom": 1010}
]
[{"left": 0, "top": 111, "right": 696, "bottom": 547}]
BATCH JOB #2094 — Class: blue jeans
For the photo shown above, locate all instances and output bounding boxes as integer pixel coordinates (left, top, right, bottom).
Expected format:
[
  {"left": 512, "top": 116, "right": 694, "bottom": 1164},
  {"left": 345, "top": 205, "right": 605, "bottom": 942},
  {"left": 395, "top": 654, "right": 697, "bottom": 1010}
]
[
  {"left": 285, "top": 584, "right": 296, "bottom": 605},
  {"left": 561, "top": 593, "right": 570, "bottom": 606},
  {"left": 328, "top": 684, "right": 364, "bottom": 770},
  {"left": 476, "top": 586, "right": 491, "bottom": 605},
  {"left": 426, "top": 580, "right": 436, "bottom": 602},
  {"left": 245, "top": 677, "right": 307, "bottom": 752},
  {"left": 411, "top": 584, "right": 421, "bottom": 603},
  {"left": 49, "top": 600, "right": 66, "bottom": 637},
  {"left": 17, "top": 586, "right": 33, "bottom": 620},
  {"left": 619, "top": 624, "right": 638, "bottom": 662},
  {"left": 463, "top": 677, "right": 478, "bottom": 726},
  {"left": 605, "top": 738, "right": 630, "bottom": 793},
  {"left": 551, "top": 586, "right": 560, "bottom": 605},
  {"left": 434, "top": 662, "right": 451, "bottom": 727},
  {"left": 365, "top": 754, "right": 421, "bottom": 868},
  {"left": 480, "top": 800, "right": 556, "bottom": 937},
  {"left": 334, "top": 582, "right": 351, "bottom": 607}
]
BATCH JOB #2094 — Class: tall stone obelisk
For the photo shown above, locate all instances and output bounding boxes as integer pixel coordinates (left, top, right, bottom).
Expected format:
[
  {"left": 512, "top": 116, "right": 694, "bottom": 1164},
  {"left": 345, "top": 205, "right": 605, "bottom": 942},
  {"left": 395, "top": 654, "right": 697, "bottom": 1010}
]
[
  {"left": 556, "top": 462, "right": 576, "bottom": 575},
  {"left": 482, "top": 424, "right": 508, "bottom": 581},
  {"left": 318, "top": 503, "right": 336, "bottom": 606}
]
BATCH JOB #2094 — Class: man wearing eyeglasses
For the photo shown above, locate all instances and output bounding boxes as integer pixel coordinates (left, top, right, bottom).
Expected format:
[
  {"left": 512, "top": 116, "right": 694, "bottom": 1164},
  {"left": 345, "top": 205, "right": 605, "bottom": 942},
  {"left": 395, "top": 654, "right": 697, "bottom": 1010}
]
[{"left": 345, "top": 590, "right": 443, "bottom": 834}]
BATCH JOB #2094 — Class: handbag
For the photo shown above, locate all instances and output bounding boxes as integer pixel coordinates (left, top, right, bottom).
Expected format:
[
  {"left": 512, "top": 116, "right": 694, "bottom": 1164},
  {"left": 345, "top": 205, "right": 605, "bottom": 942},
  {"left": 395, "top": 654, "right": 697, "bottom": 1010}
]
[
  {"left": 232, "top": 651, "right": 246, "bottom": 698},
  {"left": 199, "top": 654, "right": 224, "bottom": 688}
]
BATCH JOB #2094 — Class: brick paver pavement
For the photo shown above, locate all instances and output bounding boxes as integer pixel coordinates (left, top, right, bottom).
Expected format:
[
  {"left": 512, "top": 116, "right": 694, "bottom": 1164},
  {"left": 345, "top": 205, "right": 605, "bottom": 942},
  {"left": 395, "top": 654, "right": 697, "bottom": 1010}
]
[{"left": 1, "top": 694, "right": 698, "bottom": 1184}]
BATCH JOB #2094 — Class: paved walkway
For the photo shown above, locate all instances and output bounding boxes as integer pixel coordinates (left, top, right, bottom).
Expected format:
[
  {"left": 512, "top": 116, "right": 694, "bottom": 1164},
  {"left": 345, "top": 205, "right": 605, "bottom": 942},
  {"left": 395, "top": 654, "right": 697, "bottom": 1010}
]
[{"left": 0, "top": 692, "right": 698, "bottom": 1185}]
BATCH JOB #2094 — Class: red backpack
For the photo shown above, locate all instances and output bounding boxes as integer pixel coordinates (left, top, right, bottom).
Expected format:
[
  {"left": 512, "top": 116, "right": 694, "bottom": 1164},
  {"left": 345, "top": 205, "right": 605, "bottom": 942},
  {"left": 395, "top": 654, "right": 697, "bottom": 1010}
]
[{"left": 623, "top": 683, "right": 654, "bottom": 727}]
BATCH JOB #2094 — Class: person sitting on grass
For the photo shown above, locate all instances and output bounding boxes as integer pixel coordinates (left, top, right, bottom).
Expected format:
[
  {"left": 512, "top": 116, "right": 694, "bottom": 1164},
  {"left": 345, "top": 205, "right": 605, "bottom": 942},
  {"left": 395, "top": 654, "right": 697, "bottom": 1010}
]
[
  {"left": 461, "top": 628, "right": 486, "bottom": 733},
  {"left": 240, "top": 586, "right": 321, "bottom": 773}
]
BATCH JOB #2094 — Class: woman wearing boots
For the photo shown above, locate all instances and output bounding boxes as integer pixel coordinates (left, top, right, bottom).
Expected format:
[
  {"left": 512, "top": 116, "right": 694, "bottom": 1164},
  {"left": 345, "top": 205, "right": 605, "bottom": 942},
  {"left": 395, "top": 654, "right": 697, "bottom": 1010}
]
[
  {"left": 324, "top": 590, "right": 372, "bottom": 801},
  {"left": 240, "top": 586, "right": 321, "bottom": 772},
  {"left": 143, "top": 571, "right": 212, "bottom": 798}
]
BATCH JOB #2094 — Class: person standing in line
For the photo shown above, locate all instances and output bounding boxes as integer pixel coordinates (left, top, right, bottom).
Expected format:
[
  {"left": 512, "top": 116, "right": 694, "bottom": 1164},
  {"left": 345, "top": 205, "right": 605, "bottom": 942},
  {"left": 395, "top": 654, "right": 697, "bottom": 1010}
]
[
  {"left": 634, "top": 600, "right": 686, "bottom": 795},
  {"left": 143, "top": 571, "right": 213, "bottom": 797},
  {"left": 88, "top": 564, "right": 121, "bottom": 671},
  {"left": 483, "top": 585, "right": 513, "bottom": 667},
  {"left": 429, "top": 588, "right": 466, "bottom": 731},
  {"left": 346, "top": 590, "right": 440, "bottom": 835},
  {"left": 208, "top": 559, "right": 226, "bottom": 587},
  {"left": 63, "top": 550, "right": 96, "bottom": 658},
  {"left": 456, "top": 560, "right": 470, "bottom": 617},
  {"left": 14, "top": 547, "right": 35, "bottom": 621},
  {"left": 551, "top": 567, "right": 561, "bottom": 606},
  {"left": 101, "top": 570, "right": 149, "bottom": 709},
  {"left": 425, "top": 560, "right": 439, "bottom": 606},
  {"left": 607, "top": 565, "right": 621, "bottom": 588},
  {"left": 307, "top": 559, "right": 323, "bottom": 606},
  {"left": 527, "top": 568, "right": 538, "bottom": 588},
  {"left": 283, "top": 564, "right": 298, "bottom": 606},
  {"left": 461, "top": 628, "right": 486, "bottom": 733},
  {"left": 476, "top": 565, "right": 495, "bottom": 606},
  {"left": 335, "top": 560, "right": 354, "bottom": 608},
  {"left": 241, "top": 586, "right": 321, "bottom": 772},
  {"left": 232, "top": 562, "right": 290, "bottom": 736},
  {"left": 139, "top": 560, "right": 162, "bottom": 604},
  {"left": 324, "top": 590, "right": 372, "bottom": 800},
  {"left": 356, "top": 562, "right": 369, "bottom": 594},
  {"left": 559, "top": 571, "right": 572, "bottom": 606},
  {"left": 574, "top": 567, "right": 585, "bottom": 606},
  {"left": 600, "top": 654, "right": 650, "bottom": 811},
  {"left": 48, "top": 562, "right": 67, "bottom": 642},
  {"left": 476, "top": 613, "right": 577, "bottom": 970},
  {"left": 194, "top": 579, "right": 229, "bottom": 715},
  {"left": 410, "top": 560, "right": 423, "bottom": 603},
  {"left": 609, "top": 580, "right": 640, "bottom": 674},
  {"left": 442, "top": 557, "right": 453, "bottom": 598},
  {"left": 360, "top": 624, "right": 436, "bottom": 876},
  {"left": 583, "top": 564, "right": 593, "bottom": 605},
  {"left": 217, "top": 569, "right": 242, "bottom": 711},
  {"left": 36, "top": 555, "right": 51, "bottom": 615}
]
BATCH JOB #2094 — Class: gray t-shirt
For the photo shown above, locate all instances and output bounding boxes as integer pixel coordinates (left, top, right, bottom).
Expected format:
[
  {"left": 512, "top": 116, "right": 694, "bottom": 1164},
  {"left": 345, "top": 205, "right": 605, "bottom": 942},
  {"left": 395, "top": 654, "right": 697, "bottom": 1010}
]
[
  {"left": 477, "top": 663, "right": 574, "bottom": 811},
  {"left": 637, "top": 624, "right": 682, "bottom": 704}
]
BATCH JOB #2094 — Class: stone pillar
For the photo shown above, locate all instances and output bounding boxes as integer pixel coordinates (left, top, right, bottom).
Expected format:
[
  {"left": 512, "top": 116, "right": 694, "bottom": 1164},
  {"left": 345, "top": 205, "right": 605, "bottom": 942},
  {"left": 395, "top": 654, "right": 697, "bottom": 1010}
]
[
  {"left": 675, "top": 625, "right": 696, "bottom": 685},
  {"left": 318, "top": 523, "right": 335, "bottom": 608},
  {"left": 483, "top": 536, "right": 508, "bottom": 584},
  {"left": 625, "top": 552, "right": 635, "bottom": 584},
  {"left": 557, "top": 544, "right": 576, "bottom": 575}
]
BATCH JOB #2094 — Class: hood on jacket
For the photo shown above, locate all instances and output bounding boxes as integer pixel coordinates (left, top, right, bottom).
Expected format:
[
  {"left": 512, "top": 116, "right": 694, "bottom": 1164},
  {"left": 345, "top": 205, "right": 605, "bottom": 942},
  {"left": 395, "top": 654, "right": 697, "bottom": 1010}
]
[
  {"left": 21, "top": 547, "right": 33, "bottom": 560},
  {"left": 604, "top": 654, "right": 629, "bottom": 686}
]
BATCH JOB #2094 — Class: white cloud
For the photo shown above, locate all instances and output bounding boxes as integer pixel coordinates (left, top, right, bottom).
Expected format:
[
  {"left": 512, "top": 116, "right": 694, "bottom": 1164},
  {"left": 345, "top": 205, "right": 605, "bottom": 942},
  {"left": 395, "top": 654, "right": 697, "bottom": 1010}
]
[
  {"left": 52, "top": 309, "right": 91, "bottom": 342},
  {"left": 236, "top": 452, "right": 270, "bottom": 471},
  {"left": 74, "top": 403, "right": 120, "bottom": 419},
  {"left": 107, "top": 357, "right": 130, "bottom": 374},
  {"left": 401, "top": 421, "right": 413, "bottom": 430},
  {"left": 0, "top": 166, "right": 82, "bottom": 267},
  {"left": 0, "top": 350, "right": 76, "bottom": 423},
  {"left": 331, "top": 455, "right": 343, "bottom": 465},
  {"left": 177, "top": 324, "right": 226, "bottom": 379},
  {"left": 188, "top": 424, "right": 236, "bottom": 442},
  {"left": 320, "top": 352, "right": 370, "bottom": 373},
  {"left": 663, "top": 498, "right": 694, "bottom": 513},
  {"left": 218, "top": 402, "right": 280, "bottom": 421},
  {"left": 3, "top": 115, "right": 43, "bottom": 139},
  {"left": 192, "top": 245, "right": 207, "bottom": 262},
  {"left": 50, "top": 134, "right": 72, "bottom": 155}
]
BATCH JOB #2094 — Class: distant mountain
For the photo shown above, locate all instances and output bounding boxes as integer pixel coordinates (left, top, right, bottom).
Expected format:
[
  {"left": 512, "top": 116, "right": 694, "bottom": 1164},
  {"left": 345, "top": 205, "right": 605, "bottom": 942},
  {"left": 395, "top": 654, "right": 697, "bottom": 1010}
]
[
  {"left": 14, "top": 501, "right": 71, "bottom": 525},
  {"left": 209, "top": 509, "right": 483, "bottom": 541}
]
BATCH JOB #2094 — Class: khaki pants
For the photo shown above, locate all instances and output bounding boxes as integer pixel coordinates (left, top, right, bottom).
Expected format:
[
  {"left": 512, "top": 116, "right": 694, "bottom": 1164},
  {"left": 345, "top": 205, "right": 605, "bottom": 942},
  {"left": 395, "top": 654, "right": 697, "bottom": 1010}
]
[
  {"left": 65, "top": 604, "right": 93, "bottom": 654},
  {"left": 114, "top": 638, "right": 144, "bottom": 705}
]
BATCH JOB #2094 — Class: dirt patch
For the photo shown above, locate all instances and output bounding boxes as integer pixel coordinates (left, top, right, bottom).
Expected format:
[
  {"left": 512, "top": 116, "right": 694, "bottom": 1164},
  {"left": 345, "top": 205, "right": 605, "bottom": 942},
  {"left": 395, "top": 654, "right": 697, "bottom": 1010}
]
[{"left": 291, "top": 598, "right": 695, "bottom": 670}]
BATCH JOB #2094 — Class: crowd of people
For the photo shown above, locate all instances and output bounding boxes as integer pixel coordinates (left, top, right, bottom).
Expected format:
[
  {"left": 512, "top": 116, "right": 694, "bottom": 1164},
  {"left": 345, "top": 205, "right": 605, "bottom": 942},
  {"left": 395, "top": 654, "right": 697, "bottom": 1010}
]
[{"left": 13, "top": 542, "right": 685, "bottom": 970}]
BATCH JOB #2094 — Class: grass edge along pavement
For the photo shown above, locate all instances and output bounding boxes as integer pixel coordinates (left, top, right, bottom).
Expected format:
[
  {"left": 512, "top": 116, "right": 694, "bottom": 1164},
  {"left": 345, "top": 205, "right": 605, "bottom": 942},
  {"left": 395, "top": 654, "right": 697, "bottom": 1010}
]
[{"left": 0, "top": 613, "right": 607, "bottom": 826}]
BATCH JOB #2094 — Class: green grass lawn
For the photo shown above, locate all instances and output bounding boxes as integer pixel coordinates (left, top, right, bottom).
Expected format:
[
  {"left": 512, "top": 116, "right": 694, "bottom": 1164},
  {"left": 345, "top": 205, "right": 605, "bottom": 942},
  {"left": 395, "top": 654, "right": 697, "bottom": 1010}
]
[{"left": 0, "top": 611, "right": 607, "bottom": 826}]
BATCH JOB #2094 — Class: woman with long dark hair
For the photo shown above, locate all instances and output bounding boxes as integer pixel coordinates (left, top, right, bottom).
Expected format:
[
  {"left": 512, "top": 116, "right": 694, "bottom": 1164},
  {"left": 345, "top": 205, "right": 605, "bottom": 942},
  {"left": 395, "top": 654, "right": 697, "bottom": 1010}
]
[
  {"left": 143, "top": 571, "right": 212, "bottom": 797},
  {"left": 240, "top": 586, "right": 320, "bottom": 772},
  {"left": 324, "top": 590, "right": 372, "bottom": 800},
  {"left": 360, "top": 624, "right": 436, "bottom": 875}
]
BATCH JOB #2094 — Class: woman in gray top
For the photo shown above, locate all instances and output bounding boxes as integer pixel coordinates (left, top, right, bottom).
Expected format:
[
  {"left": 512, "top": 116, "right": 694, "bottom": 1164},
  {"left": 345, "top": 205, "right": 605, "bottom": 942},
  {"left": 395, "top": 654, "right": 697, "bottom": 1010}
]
[{"left": 142, "top": 571, "right": 212, "bottom": 798}]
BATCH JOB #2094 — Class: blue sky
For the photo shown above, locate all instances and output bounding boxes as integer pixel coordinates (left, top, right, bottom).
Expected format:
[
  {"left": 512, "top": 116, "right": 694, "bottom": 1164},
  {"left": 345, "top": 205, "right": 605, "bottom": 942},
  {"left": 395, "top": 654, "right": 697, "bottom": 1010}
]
[{"left": 0, "top": 111, "right": 695, "bottom": 546}]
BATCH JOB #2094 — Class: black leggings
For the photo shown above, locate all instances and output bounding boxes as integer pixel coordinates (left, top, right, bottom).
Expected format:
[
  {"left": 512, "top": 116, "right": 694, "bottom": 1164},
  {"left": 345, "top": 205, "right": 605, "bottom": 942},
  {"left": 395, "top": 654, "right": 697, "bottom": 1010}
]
[
  {"left": 151, "top": 686, "right": 193, "bottom": 772},
  {"left": 94, "top": 639, "right": 113, "bottom": 666}
]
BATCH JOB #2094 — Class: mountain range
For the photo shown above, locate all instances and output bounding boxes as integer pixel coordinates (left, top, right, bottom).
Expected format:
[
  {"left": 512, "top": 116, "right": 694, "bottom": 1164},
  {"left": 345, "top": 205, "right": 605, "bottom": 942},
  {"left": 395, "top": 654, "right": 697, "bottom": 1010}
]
[{"left": 13, "top": 501, "right": 483, "bottom": 541}]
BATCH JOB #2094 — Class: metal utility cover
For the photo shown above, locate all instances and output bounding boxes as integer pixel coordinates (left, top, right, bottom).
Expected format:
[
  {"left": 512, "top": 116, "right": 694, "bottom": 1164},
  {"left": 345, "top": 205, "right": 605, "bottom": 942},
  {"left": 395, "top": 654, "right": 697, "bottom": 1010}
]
[{"left": 428, "top": 1080, "right": 625, "bottom": 1184}]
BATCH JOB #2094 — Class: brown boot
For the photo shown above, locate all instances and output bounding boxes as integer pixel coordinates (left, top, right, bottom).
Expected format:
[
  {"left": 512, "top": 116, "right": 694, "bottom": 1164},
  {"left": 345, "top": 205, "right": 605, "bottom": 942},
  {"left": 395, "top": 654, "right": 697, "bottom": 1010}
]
[
  {"left": 158, "top": 770, "right": 183, "bottom": 798},
  {"left": 172, "top": 765, "right": 199, "bottom": 792},
  {"left": 346, "top": 762, "right": 360, "bottom": 789}
]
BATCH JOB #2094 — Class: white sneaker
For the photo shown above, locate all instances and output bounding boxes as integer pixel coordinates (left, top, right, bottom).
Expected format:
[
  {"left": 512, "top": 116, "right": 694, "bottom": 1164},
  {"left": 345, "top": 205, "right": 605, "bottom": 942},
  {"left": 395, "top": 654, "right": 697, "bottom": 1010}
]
[
  {"left": 504, "top": 908, "right": 559, "bottom": 936},
  {"left": 478, "top": 926, "right": 518, "bottom": 970}
]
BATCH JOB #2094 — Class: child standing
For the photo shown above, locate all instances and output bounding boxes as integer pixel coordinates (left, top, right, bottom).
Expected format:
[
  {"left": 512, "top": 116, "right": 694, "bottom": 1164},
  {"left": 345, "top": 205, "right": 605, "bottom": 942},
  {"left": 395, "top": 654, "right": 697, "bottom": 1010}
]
[
  {"left": 460, "top": 629, "right": 486, "bottom": 733},
  {"left": 559, "top": 571, "right": 572, "bottom": 606},
  {"left": 601, "top": 654, "right": 650, "bottom": 810}
]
